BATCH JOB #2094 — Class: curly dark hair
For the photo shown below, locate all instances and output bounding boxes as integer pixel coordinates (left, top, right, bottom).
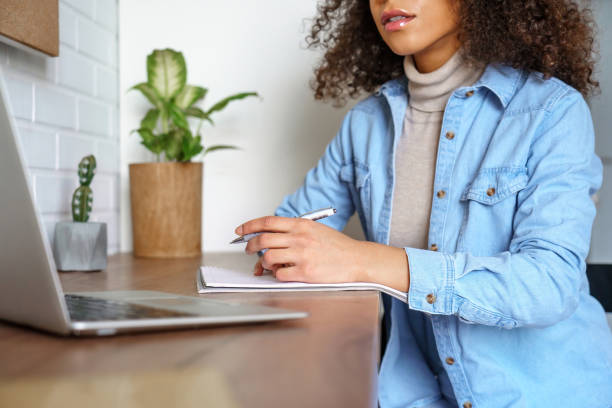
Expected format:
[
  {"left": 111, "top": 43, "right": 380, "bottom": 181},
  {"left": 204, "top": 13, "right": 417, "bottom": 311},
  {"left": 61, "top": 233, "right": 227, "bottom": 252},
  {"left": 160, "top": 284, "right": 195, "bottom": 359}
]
[{"left": 307, "top": 0, "right": 599, "bottom": 105}]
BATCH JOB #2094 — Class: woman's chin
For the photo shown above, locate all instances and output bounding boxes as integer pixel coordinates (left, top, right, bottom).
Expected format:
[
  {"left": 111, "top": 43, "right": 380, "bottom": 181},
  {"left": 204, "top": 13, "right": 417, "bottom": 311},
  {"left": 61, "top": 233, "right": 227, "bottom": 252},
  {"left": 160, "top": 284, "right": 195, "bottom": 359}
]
[
  {"left": 389, "top": 48, "right": 423, "bottom": 58},
  {"left": 383, "top": 39, "right": 428, "bottom": 58}
]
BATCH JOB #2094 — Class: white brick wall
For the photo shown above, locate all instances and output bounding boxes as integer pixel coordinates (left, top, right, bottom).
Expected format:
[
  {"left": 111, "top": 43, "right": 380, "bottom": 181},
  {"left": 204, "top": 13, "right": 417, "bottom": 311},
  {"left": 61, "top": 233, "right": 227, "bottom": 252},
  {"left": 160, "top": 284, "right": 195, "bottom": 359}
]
[{"left": 0, "top": 0, "right": 120, "bottom": 254}]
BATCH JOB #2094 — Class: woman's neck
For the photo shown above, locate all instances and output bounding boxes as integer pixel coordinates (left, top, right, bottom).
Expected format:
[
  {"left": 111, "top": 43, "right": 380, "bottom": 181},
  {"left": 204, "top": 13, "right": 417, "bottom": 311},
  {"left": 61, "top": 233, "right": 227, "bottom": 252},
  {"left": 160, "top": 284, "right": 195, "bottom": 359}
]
[{"left": 412, "top": 31, "right": 462, "bottom": 73}]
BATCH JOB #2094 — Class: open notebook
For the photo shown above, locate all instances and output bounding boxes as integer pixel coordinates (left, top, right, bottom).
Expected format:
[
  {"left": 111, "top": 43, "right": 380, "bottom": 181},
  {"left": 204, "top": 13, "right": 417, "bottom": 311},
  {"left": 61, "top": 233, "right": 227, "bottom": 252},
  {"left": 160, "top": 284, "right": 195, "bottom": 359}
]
[{"left": 197, "top": 266, "right": 408, "bottom": 302}]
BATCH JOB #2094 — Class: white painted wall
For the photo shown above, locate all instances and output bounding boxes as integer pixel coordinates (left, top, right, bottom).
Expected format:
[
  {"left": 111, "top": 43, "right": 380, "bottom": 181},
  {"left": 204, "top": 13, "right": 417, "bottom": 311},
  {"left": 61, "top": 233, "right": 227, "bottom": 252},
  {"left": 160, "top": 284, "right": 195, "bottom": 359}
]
[
  {"left": 119, "top": 0, "right": 362, "bottom": 253},
  {"left": 120, "top": 0, "right": 612, "bottom": 260},
  {"left": 0, "top": 0, "right": 120, "bottom": 254}
]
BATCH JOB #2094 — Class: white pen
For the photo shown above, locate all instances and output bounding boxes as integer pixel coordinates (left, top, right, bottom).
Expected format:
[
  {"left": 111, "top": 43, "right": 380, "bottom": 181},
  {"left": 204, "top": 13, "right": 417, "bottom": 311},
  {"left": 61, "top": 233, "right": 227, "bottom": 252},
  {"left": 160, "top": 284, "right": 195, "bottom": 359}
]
[{"left": 229, "top": 207, "right": 337, "bottom": 244}]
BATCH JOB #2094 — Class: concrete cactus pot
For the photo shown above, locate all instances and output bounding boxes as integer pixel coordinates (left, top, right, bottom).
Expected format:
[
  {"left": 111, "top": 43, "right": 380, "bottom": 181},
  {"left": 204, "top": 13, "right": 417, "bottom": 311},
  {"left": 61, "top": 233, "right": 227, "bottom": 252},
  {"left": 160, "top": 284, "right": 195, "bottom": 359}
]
[{"left": 53, "top": 221, "right": 107, "bottom": 271}]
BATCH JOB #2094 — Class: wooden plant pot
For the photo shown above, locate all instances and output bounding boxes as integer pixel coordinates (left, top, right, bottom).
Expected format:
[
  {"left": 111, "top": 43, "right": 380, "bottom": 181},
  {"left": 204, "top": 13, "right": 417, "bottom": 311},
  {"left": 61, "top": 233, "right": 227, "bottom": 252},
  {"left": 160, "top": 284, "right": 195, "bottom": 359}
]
[{"left": 129, "top": 162, "right": 202, "bottom": 258}]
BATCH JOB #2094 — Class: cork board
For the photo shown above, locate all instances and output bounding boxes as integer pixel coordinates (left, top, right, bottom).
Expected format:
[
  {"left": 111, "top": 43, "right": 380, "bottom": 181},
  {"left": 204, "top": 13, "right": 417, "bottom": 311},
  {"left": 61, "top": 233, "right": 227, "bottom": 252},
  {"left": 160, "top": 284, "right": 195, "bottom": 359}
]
[{"left": 0, "top": 0, "right": 59, "bottom": 57}]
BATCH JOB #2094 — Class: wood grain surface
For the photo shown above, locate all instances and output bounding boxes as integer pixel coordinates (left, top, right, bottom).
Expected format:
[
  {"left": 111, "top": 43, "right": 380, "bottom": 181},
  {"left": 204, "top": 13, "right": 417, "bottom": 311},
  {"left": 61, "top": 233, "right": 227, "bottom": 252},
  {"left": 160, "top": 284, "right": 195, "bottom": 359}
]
[
  {"left": 0, "top": 252, "right": 381, "bottom": 408},
  {"left": 0, "top": 0, "right": 59, "bottom": 57}
]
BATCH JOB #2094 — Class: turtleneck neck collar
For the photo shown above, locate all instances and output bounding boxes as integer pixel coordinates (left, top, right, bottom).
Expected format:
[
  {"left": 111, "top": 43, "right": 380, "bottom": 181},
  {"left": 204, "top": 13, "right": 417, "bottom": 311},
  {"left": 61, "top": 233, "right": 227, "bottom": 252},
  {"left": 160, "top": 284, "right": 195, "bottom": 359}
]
[{"left": 403, "top": 50, "right": 485, "bottom": 112}]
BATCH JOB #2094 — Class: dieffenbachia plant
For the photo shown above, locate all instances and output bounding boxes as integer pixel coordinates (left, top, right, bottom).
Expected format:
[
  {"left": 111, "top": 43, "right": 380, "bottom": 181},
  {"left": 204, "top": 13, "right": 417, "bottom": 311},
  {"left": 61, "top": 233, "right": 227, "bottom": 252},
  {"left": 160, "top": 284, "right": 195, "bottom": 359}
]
[
  {"left": 130, "top": 48, "right": 258, "bottom": 162},
  {"left": 71, "top": 155, "right": 96, "bottom": 222}
]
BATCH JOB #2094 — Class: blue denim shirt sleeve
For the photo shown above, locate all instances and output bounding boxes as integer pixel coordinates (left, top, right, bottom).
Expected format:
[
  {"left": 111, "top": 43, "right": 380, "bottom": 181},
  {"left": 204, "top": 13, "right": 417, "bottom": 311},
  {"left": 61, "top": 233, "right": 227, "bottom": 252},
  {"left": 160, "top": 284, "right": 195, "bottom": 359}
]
[
  {"left": 274, "top": 110, "right": 355, "bottom": 231},
  {"left": 406, "top": 90, "right": 603, "bottom": 329}
]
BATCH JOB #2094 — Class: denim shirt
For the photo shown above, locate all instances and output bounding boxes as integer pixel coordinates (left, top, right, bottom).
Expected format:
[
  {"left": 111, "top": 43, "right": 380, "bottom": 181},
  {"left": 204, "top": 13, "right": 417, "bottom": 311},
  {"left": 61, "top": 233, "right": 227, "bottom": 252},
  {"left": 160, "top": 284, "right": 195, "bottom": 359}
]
[{"left": 275, "top": 63, "right": 612, "bottom": 407}]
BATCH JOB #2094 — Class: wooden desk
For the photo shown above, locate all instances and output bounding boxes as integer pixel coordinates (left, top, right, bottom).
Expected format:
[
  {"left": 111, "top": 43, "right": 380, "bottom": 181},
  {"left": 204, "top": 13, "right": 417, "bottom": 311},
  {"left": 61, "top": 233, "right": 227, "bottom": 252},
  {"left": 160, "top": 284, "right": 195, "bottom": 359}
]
[{"left": 0, "top": 252, "right": 381, "bottom": 408}]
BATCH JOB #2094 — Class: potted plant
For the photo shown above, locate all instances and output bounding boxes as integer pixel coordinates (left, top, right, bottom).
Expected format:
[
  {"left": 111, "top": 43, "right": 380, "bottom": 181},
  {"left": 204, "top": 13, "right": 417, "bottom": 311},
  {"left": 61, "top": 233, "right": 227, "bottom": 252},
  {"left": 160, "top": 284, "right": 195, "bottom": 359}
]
[
  {"left": 129, "top": 48, "right": 258, "bottom": 258},
  {"left": 54, "top": 155, "right": 107, "bottom": 271}
]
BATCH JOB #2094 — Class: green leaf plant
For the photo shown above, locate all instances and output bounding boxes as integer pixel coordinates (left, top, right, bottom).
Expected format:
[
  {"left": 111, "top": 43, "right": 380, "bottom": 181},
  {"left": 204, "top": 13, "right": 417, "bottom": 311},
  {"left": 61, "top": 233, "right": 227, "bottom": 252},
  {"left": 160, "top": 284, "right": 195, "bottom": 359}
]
[{"left": 129, "top": 48, "right": 259, "bottom": 162}]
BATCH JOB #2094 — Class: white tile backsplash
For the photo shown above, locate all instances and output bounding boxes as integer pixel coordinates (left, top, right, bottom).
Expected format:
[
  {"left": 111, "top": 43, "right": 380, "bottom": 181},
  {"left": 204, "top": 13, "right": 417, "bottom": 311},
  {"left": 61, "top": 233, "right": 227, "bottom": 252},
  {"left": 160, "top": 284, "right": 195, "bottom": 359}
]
[
  {"left": 78, "top": 98, "right": 110, "bottom": 136},
  {"left": 0, "top": 0, "right": 120, "bottom": 255},
  {"left": 108, "top": 39, "right": 118, "bottom": 69},
  {"left": 18, "top": 127, "right": 57, "bottom": 169},
  {"left": 90, "top": 175, "right": 114, "bottom": 211},
  {"left": 96, "top": 66, "right": 117, "bottom": 102},
  {"left": 4, "top": 76, "right": 32, "bottom": 120},
  {"left": 58, "top": 46, "right": 95, "bottom": 95},
  {"left": 58, "top": 133, "right": 96, "bottom": 170},
  {"left": 77, "top": 18, "right": 113, "bottom": 64},
  {"left": 7, "top": 47, "right": 57, "bottom": 81},
  {"left": 35, "top": 174, "right": 77, "bottom": 214},
  {"left": 63, "top": 0, "right": 95, "bottom": 19},
  {"left": 97, "top": 140, "right": 118, "bottom": 173},
  {"left": 95, "top": 0, "right": 118, "bottom": 32},
  {"left": 35, "top": 85, "right": 77, "bottom": 128},
  {"left": 59, "top": 4, "right": 78, "bottom": 48}
]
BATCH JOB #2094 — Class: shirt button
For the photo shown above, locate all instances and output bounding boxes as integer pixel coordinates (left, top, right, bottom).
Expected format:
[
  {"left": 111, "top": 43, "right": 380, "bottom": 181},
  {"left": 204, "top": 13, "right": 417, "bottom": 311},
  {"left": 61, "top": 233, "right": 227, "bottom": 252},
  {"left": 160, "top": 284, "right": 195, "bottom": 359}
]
[
  {"left": 445, "top": 357, "right": 455, "bottom": 365},
  {"left": 436, "top": 190, "right": 446, "bottom": 199},
  {"left": 445, "top": 131, "right": 455, "bottom": 140},
  {"left": 430, "top": 243, "right": 438, "bottom": 251},
  {"left": 486, "top": 187, "right": 496, "bottom": 196},
  {"left": 465, "top": 90, "right": 474, "bottom": 97},
  {"left": 426, "top": 293, "right": 436, "bottom": 304},
  {"left": 463, "top": 402, "right": 472, "bottom": 408}
]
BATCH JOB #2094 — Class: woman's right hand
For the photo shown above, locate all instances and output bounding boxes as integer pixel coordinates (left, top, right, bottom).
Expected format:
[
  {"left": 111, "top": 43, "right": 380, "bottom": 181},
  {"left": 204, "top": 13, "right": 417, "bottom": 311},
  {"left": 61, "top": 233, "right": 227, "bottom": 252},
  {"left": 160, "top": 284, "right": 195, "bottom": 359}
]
[
  {"left": 253, "top": 257, "right": 288, "bottom": 277},
  {"left": 253, "top": 257, "right": 265, "bottom": 276}
]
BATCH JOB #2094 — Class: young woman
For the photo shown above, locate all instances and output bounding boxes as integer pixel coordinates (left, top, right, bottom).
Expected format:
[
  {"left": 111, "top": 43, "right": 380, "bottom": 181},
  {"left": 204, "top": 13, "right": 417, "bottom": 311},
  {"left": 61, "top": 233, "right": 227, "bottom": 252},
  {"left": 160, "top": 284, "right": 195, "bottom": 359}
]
[{"left": 236, "top": 0, "right": 612, "bottom": 406}]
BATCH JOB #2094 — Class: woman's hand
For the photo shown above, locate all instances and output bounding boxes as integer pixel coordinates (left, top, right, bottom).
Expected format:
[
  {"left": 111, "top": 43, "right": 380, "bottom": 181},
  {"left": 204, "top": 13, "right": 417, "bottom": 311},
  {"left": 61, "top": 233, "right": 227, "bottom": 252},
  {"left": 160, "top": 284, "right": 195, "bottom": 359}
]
[
  {"left": 235, "top": 216, "right": 410, "bottom": 291},
  {"left": 237, "top": 216, "right": 362, "bottom": 283}
]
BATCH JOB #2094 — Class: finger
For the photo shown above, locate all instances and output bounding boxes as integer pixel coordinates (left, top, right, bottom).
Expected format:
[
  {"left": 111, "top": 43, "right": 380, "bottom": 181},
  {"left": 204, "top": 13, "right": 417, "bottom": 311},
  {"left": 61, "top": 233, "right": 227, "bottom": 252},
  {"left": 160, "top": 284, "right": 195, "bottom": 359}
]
[
  {"left": 268, "top": 263, "right": 280, "bottom": 278},
  {"left": 235, "top": 216, "right": 307, "bottom": 236},
  {"left": 275, "top": 265, "right": 301, "bottom": 282},
  {"left": 253, "top": 258, "right": 264, "bottom": 276},
  {"left": 245, "top": 232, "right": 292, "bottom": 255},
  {"left": 268, "top": 263, "right": 291, "bottom": 274},
  {"left": 260, "top": 249, "right": 296, "bottom": 270}
]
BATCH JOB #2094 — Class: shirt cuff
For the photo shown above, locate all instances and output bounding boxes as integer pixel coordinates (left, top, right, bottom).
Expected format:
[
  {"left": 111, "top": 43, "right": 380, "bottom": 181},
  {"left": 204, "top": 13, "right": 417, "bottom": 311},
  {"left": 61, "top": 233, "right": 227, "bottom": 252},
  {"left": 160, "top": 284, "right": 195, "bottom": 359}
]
[{"left": 405, "top": 247, "right": 455, "bottom": 315}]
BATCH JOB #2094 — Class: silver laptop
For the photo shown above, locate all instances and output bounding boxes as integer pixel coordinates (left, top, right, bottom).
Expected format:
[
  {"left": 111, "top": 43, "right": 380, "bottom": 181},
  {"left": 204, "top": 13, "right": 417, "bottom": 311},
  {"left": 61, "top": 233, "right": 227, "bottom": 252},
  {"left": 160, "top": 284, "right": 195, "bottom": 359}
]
[{"left": 0, "top": 66, "right": 307, "bottom": 336}]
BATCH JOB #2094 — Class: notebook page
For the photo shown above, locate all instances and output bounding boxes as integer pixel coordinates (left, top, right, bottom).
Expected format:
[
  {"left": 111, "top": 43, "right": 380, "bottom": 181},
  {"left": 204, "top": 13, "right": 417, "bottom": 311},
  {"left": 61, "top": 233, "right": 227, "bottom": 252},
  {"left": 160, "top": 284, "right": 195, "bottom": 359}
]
[{"left": 199, "top": 266, "right": 408, "bottom": 303}]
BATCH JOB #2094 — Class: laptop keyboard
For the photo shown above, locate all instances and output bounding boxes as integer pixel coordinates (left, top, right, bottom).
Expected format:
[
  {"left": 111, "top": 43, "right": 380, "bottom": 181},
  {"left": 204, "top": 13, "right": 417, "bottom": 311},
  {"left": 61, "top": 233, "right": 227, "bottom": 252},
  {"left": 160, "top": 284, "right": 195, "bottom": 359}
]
[{"left": 65, "top": 294, "right": 197, "bottom": 321}]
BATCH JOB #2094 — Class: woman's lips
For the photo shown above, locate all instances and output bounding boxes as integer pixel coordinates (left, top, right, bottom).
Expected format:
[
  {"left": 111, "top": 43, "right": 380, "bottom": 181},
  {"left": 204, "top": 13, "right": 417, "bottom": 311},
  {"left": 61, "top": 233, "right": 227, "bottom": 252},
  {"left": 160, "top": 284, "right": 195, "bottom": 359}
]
[
  {"left": 381, "top": 10, "right": 416, "bottom": 32},
  {"left": 385, "top": 16, "right": 415, "bottom": 31}
]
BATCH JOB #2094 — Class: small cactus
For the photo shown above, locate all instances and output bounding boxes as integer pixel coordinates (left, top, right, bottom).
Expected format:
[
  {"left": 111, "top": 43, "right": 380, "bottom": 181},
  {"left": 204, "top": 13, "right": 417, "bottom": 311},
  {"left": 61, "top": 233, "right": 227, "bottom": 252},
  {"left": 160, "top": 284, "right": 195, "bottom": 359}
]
[{"left": 71, "top": 155, "right": 96, "bottom": 222}]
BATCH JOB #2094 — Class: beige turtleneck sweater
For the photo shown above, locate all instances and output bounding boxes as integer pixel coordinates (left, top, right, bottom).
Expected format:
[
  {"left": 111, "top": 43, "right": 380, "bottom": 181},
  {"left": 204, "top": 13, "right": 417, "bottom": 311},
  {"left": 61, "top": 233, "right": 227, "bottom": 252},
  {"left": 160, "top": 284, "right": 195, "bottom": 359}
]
[{"left": 388, "top": 51, "right": 485, "bottom": 250}]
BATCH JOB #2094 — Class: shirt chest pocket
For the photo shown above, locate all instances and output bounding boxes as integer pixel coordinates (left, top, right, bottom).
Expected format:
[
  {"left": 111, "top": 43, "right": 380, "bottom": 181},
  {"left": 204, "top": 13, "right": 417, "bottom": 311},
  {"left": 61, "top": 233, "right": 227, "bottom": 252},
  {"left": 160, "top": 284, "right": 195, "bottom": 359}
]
[
  {"left": 456, "top": 167, "right": 528, "bottom": 255},
  {"left": 340, "top": 162, "right": 372, "bottom": 239}
]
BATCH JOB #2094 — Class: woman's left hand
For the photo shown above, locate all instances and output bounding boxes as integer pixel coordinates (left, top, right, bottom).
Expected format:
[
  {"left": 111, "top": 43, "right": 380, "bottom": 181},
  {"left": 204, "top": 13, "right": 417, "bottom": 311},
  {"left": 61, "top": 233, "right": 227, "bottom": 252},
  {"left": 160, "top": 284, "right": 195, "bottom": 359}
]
[{"left": 235, "top": 216, "right": 365, "bottom": 284}]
